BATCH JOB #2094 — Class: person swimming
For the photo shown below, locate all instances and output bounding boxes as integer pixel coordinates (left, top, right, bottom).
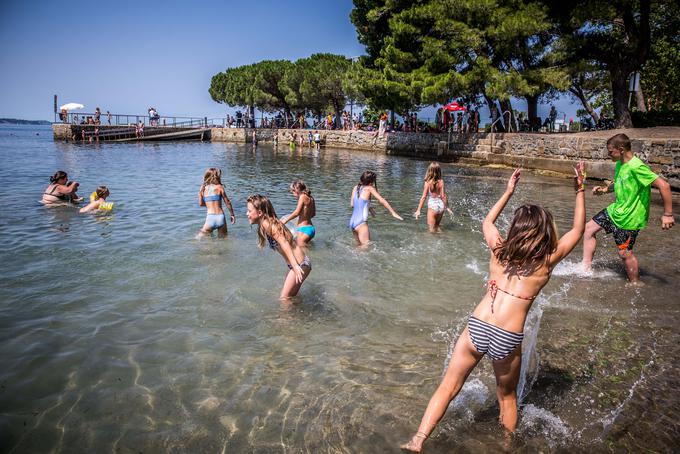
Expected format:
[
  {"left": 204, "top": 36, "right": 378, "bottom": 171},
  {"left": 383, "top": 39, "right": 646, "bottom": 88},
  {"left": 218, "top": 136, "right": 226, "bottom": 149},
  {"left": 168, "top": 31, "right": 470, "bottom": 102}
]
[
  {"left": 279, "top": 180, "right": 316, "bottom": 247},
  {"left": 401, "top": 162, "right": 587, "bottom": 452},
  {"left": 79, "top": 186, "right": 112, "bottom": 213},
  {"left": 349, "top": 170, "right": 403, "bottom": 246},
  {"left": 42, "top": 170, "right": 82, "bottom": 205}
]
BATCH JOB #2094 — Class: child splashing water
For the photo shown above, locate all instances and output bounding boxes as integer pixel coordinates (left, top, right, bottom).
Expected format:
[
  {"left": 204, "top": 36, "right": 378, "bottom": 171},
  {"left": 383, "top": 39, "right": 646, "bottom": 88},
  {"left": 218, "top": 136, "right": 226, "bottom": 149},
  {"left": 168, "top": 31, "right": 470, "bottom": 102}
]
[
  {"left": 198, "top": 168, "right": 236, "bottom": 238},
  {"left": 280, "top": 180, "right": 316, "bottom": 247},
  {"left": 246, "top": 195, "right": 311, "bottom": 299},
  {"left": 401, "top": 162, "right": 586, "bottom": 452},
  {"left": 413, "top": 162, "right": 454, "bottom": 232},
  {"left": 349, "top": 170, "right": 403, "bottom": 246}
]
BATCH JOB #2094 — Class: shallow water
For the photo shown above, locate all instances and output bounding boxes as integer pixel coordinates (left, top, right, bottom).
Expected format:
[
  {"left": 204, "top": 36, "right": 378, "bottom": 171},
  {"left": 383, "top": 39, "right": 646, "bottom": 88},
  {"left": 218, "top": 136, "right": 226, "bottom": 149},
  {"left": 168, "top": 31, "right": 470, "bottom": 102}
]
[{"left": 1, "top": 125, "right": 679, "bottom": 452}]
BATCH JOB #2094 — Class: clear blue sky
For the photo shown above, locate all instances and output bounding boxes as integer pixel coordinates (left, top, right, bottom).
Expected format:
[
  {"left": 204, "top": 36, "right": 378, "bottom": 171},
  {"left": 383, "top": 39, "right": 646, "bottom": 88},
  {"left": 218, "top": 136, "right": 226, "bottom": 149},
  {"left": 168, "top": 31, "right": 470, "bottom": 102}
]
[{"left": 0, "top": 0, "right": 580, "bottom": 123}]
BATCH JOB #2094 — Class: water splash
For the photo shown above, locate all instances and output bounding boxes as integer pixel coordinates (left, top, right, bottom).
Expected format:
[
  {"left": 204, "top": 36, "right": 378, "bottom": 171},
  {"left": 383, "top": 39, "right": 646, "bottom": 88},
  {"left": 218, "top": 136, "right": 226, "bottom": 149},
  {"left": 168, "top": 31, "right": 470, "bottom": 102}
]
[
  {"left": 520, "top": 404, "right": 571, "bottom": 448},
  {"left": 451, "top": 378, "right": 491, "bottom": 423},
  {"left": 552, "top": 259, "right": 619, "bottom": 279}
]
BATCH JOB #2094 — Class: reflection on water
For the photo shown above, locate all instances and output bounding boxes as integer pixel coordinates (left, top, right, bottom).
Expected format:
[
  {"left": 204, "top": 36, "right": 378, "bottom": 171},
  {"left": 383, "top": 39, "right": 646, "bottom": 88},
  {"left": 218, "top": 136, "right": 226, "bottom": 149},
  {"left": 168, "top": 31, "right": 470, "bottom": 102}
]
[{"left": 0, "top": 125, "right": 679, "bottom": 452}]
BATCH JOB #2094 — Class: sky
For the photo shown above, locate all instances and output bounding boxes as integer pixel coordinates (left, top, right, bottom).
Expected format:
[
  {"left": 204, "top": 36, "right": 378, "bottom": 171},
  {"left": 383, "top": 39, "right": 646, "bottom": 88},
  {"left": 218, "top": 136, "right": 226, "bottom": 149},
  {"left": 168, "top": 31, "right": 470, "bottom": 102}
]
[{"left": 0, "top": 0, "right": 581, "bottom": 124}]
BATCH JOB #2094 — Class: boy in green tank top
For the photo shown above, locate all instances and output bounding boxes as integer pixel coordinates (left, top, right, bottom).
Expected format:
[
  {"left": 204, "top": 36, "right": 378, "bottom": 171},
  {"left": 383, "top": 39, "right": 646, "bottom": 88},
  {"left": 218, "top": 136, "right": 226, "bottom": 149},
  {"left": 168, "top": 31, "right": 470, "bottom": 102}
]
[{"left": 582, "top": 134, "right": 675, "bottom": 284}]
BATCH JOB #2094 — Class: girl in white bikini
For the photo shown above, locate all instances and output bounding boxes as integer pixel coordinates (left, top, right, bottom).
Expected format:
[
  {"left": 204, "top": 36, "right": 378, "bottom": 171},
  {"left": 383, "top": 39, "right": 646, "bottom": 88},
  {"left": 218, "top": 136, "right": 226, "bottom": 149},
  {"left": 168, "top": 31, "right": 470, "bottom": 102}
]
[{"left": 413, "top": 162, "right": 452, "bottom": 232}]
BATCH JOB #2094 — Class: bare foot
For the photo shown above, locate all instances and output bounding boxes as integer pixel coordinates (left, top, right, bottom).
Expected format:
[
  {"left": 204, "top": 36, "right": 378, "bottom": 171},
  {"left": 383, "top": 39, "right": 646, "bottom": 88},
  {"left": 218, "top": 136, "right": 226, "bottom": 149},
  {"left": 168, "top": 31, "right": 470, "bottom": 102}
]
[
  {"left": 626, "top": 280, "right": 645, "bottom": 287},
  {"left": 400, "top": 433, "right": 427, "bottom": 452}
]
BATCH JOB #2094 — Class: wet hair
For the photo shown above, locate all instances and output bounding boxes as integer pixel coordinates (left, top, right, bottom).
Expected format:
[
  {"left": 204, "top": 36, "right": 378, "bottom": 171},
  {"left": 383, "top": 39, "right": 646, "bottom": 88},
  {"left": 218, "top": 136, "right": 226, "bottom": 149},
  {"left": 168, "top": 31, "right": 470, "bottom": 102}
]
[
  {"left": 203, "top": 168, "right": 222, "bottom": 186},
  {"left": 424, "top": 162, "right": 442, "bottom": 190},
  {"left": 358, "top": 170, "right": 377, "bottom": 191},
  {"left": 606, "top": 133, "right": 631, "bottom": 151},
  {"left": 50, "top": 170, "right": 68, "bottom": 183},
  {"left": 246, "top": 194, "right": 293, "bottom": 249},
  {"left": 95, "top": 186, "right": 109, "bottom": 199},
  {"left": 493, "top": 204, "right": 558, "bottom": 269},
  {"left": 290, "top": 180, "right": 311, "bottom": 197}
]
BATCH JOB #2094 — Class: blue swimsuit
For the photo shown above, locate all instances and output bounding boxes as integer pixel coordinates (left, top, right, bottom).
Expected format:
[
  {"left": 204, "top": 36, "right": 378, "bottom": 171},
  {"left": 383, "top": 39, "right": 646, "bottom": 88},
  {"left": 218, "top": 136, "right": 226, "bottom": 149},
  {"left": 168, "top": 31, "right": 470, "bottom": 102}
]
[
  {"left": 349, "top": 186, "right": 370, "bottom": 230},
  {"left": 203, "top": 184, "right": 226, "bottom": 230}
]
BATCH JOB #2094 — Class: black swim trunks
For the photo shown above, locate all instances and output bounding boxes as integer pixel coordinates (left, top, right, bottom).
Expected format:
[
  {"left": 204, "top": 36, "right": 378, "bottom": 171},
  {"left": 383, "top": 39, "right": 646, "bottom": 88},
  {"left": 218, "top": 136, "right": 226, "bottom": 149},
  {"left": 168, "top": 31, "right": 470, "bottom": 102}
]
[{"left": 592, "top": 209, "right": 639, "bottom": 251}]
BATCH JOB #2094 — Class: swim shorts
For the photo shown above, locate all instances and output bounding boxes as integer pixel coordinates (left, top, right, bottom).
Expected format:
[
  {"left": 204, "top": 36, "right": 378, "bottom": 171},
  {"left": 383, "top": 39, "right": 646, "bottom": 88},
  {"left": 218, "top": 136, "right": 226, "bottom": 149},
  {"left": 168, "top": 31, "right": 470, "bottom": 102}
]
[{"left": 592, "top": 209, "right": 639, "bottom": 251}]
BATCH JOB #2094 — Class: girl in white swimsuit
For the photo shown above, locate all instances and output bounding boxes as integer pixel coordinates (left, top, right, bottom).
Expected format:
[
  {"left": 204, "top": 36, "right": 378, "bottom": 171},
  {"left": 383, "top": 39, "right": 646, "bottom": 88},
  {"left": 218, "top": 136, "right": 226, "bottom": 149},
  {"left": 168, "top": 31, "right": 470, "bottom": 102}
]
[{"left": 413, "top": 162, "right": 452, "bottom": 232}]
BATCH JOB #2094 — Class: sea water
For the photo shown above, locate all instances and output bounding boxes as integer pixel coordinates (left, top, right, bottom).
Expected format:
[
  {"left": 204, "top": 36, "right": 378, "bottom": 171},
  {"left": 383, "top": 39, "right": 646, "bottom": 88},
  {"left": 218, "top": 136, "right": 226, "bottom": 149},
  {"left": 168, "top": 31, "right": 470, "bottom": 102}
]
[{"left": 1, "top": 125, "right": 679, "bottom": 452}]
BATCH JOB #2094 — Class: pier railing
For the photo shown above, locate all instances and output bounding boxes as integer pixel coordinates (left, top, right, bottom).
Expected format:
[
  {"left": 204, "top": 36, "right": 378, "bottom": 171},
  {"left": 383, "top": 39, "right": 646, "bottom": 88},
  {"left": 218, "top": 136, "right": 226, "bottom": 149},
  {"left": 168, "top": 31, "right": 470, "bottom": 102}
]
[{"left": 61, "top": 112, "right": 219, "bottom": 128}]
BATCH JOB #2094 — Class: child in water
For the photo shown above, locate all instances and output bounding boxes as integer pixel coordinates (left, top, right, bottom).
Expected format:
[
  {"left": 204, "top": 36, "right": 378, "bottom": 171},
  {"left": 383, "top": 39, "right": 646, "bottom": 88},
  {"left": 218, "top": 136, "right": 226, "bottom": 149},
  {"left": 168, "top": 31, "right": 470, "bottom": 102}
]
[
  {"left": 198, "top": 168, "right": 236, "bottom": 238},
  {"left": 413, "top": 162, "right": 453, "bottom": 232},
  {"left": 401, "top": 162, "right": 586, "bottom": 452},
  {"left": 349, "top": 170, "right": 403, "bottom": 246},
  {"left": 246, "top": 194, "right": 311, "bottom": 299},
  {"left": 280, "top": 180, "right": 316, "bottom": 247},
  {"left": 79, "top": 186, "right": 112, "bottom": 213}
]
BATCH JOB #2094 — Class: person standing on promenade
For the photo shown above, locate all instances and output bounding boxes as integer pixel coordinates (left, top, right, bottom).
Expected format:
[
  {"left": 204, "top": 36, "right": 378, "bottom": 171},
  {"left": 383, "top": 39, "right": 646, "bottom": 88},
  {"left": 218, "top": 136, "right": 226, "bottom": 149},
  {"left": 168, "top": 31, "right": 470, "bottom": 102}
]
[
  {"left": 349, "top": 170, "right": 403, "bottom": 246},
  {"left": 413, "top": 162, "right": 453, "bottom": 232},
  {"left": 106, "top": 111, "right": 112, "bottom": 125},
  {"left": 402, "top": 163, "right": 586, "bottom": 452},
  {"left": 280, "top": 180, "right": 316, "bottom": 247},
  {"left": 246, "top": 194, "right": 311, "bottom": 299},
  {"left": 94, "top": 107, "right": 101, "bottom": 125},
  {"left": 198, "top": 168, "right": 235, "bottom": 238},
  {"left": 582, "top": 133, "right": 674, "bottom": 284}
]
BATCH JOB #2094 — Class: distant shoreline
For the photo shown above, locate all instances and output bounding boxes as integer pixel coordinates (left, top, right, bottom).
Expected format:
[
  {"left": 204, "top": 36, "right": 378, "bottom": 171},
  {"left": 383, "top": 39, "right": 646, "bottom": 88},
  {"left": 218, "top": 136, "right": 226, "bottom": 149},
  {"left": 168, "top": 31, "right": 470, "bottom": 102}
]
[{"left": 0, "top": 118, "right": 51, "bottom": 125}]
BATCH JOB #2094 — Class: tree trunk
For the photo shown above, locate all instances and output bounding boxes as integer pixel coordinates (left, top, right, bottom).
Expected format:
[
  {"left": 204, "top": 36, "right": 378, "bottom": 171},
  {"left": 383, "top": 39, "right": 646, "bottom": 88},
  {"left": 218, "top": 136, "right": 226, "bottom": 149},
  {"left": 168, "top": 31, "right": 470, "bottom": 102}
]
[
  {"left": 485, "top": 95, "right": 504, "bottom": 132},
  {"left": 610, "top": 68, "right": 633, "bottom": 128},
  {"left": 526, "top": 95, "right": 539, "bottom": 123},
  {"left": 635, "top": 88, "right": 647, "bottom": 112},
  {"left": 390, "top": 110, "right": 396, "bottom": 129},
  {"left": 333, "top": 100, "right": 342, "bottom": 129},
  {"left": 569, "top": 85, "right": 600, "bottom": 122}
]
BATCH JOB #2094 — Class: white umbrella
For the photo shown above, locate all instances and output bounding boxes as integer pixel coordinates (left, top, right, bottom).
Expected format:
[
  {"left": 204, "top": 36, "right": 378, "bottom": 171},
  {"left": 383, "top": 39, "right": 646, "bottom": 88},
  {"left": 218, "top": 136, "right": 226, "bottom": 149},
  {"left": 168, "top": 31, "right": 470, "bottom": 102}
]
[{"left": 59, "top": 103, "right": 84, "bottom": 111}]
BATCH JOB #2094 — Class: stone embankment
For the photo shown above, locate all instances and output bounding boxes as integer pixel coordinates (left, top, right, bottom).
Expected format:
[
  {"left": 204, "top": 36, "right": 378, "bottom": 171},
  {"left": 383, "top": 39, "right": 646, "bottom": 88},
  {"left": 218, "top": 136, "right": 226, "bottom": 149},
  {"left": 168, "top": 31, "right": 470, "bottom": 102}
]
[
  {"left": 210, "top": 127, "right": 680, "bottom": 189},
  {"left": 52, "top": 123, "right": 680, "bottom": 189}
]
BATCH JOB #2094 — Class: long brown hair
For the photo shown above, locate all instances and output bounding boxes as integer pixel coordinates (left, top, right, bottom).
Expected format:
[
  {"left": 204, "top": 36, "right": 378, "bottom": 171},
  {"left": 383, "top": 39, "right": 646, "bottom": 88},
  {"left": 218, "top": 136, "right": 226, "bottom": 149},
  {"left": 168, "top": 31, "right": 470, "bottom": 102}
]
[
  {"left": 357, "top": 170, "right": 377, "bottom": 192},
  {"left": 424, "top": 162, "right": 442, "bottom": 191},
  {"left": 493, "top": 204, "right": 558, "bottom": 269},
  {"left": 247, "top": 194, "right": 293, "bottom": 249},
  {"left": 50, "top": 170, "right": 68, "bottom": 183},
  {"left": 203, "top": 168, "right": 222, "bottom": 186},
  {"left": 290, "top": 179, "right": 311, "bottom": 197}
]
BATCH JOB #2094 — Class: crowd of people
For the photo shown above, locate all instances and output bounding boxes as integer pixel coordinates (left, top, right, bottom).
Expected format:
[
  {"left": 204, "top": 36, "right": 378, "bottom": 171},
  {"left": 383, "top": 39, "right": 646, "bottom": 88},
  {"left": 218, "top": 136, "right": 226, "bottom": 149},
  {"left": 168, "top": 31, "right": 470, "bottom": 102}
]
[{"left": 42, "top": 133, "right": 674, "bottom": 449}]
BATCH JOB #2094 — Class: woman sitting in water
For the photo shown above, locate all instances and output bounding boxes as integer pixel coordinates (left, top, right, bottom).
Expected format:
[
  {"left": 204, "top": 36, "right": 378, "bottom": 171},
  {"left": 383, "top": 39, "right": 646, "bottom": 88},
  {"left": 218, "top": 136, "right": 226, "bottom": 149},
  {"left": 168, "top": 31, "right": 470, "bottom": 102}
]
[
  {"left": 413, "top": 162, "right": 453, "bottom": 232},
  {"left": 280, "top": 180, "right": 316, "bottom": 247},
  {"left": 42, "top": 170, "right": 82, "bottom": 204},
  {"left": 198, "top": 168, "right": 236, "bottom": 238},
  {"left": 402, "top": 162, "right": 586, "bottom": 452},
  {"left": 246, "top": 194, "right": 311, "bottom": 299},
  {"left": 349, "top": 170, "right": 403, "bottom": 246},
  {"left": 79, "top": 186, "right": 111, "bottom": 213}
]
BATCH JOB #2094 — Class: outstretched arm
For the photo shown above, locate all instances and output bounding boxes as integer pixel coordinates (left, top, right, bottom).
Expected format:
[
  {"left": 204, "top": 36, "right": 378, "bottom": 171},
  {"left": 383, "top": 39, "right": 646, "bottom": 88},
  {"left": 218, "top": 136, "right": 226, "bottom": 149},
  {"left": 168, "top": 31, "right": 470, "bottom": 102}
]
[
  {"left": 413, "top": 183, "right": 428, "bottom": 219},
  {"left": 350, "top": 186, "right": 356, "bottom": 208},
  {"left": 551, "top": 161, "right": 587, "bottom": 265},
  {"left": 280, "top": 196, "right": 304, "bottom": 225},
  {"left": 652, "top": 177, "right": 675, "bottom": 230},
  {"left": 370, "top": 186, "right": 403, "bottom": 220},
  {"left": 483, "top": 169, "right": 520, "bottom": 248}
]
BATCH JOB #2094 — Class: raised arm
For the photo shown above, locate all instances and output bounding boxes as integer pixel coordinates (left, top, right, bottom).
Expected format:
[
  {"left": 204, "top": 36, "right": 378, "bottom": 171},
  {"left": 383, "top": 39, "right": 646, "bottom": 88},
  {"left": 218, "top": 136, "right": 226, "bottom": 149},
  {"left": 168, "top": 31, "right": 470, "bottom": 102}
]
[
  {"left": 281, "top": 196, "right": 304, "bottom": 224},
  {"left": 652, "top": 176, "right": 675, "bottom": 230},
  {"left": 370, "top": 186, "right": 403, "bottom": 220},
  {"left": 350, "top": 185, "right": 357, "bottom": 208},
  {"left": 483, "top": 169, "right": 520, "bottom": 248},
  {"left": 551, "top": 161, "right": 586, "bottom": 265},
  {"left": 413, "top": 183, "right": 428, "bottom": 219}
]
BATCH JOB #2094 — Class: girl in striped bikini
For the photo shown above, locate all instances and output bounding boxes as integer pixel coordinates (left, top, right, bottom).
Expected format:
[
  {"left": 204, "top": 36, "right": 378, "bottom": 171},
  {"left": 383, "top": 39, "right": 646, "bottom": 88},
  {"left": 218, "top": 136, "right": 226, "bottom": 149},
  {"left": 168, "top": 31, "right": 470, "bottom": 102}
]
[{"left": 402, "top": 162, "right": 586, "bottom": 451}]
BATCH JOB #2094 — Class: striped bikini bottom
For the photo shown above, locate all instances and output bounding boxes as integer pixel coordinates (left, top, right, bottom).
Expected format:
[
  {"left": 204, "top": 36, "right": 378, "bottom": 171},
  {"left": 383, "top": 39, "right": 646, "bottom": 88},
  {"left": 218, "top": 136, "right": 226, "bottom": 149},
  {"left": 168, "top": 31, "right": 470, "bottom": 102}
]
[{"left": 467, "top": 316, "right": 524, "bottom": 361}]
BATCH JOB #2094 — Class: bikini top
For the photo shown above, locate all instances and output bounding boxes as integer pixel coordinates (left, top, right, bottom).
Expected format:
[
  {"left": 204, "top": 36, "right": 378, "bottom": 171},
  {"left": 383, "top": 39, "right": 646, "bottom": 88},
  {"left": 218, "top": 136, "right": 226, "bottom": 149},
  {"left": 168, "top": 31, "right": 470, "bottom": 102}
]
[
  {"left": 44, "top": 185, "right": 69, "bottom": 201},
  {"left": 266, "top": 234, "right": 279, "bottom": 250},
  {"left": 202, "top": 184, "right": 221, "bottom": 202},
  {"left": 487, "top": 279, "right": 537, "bottom": 314}
]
